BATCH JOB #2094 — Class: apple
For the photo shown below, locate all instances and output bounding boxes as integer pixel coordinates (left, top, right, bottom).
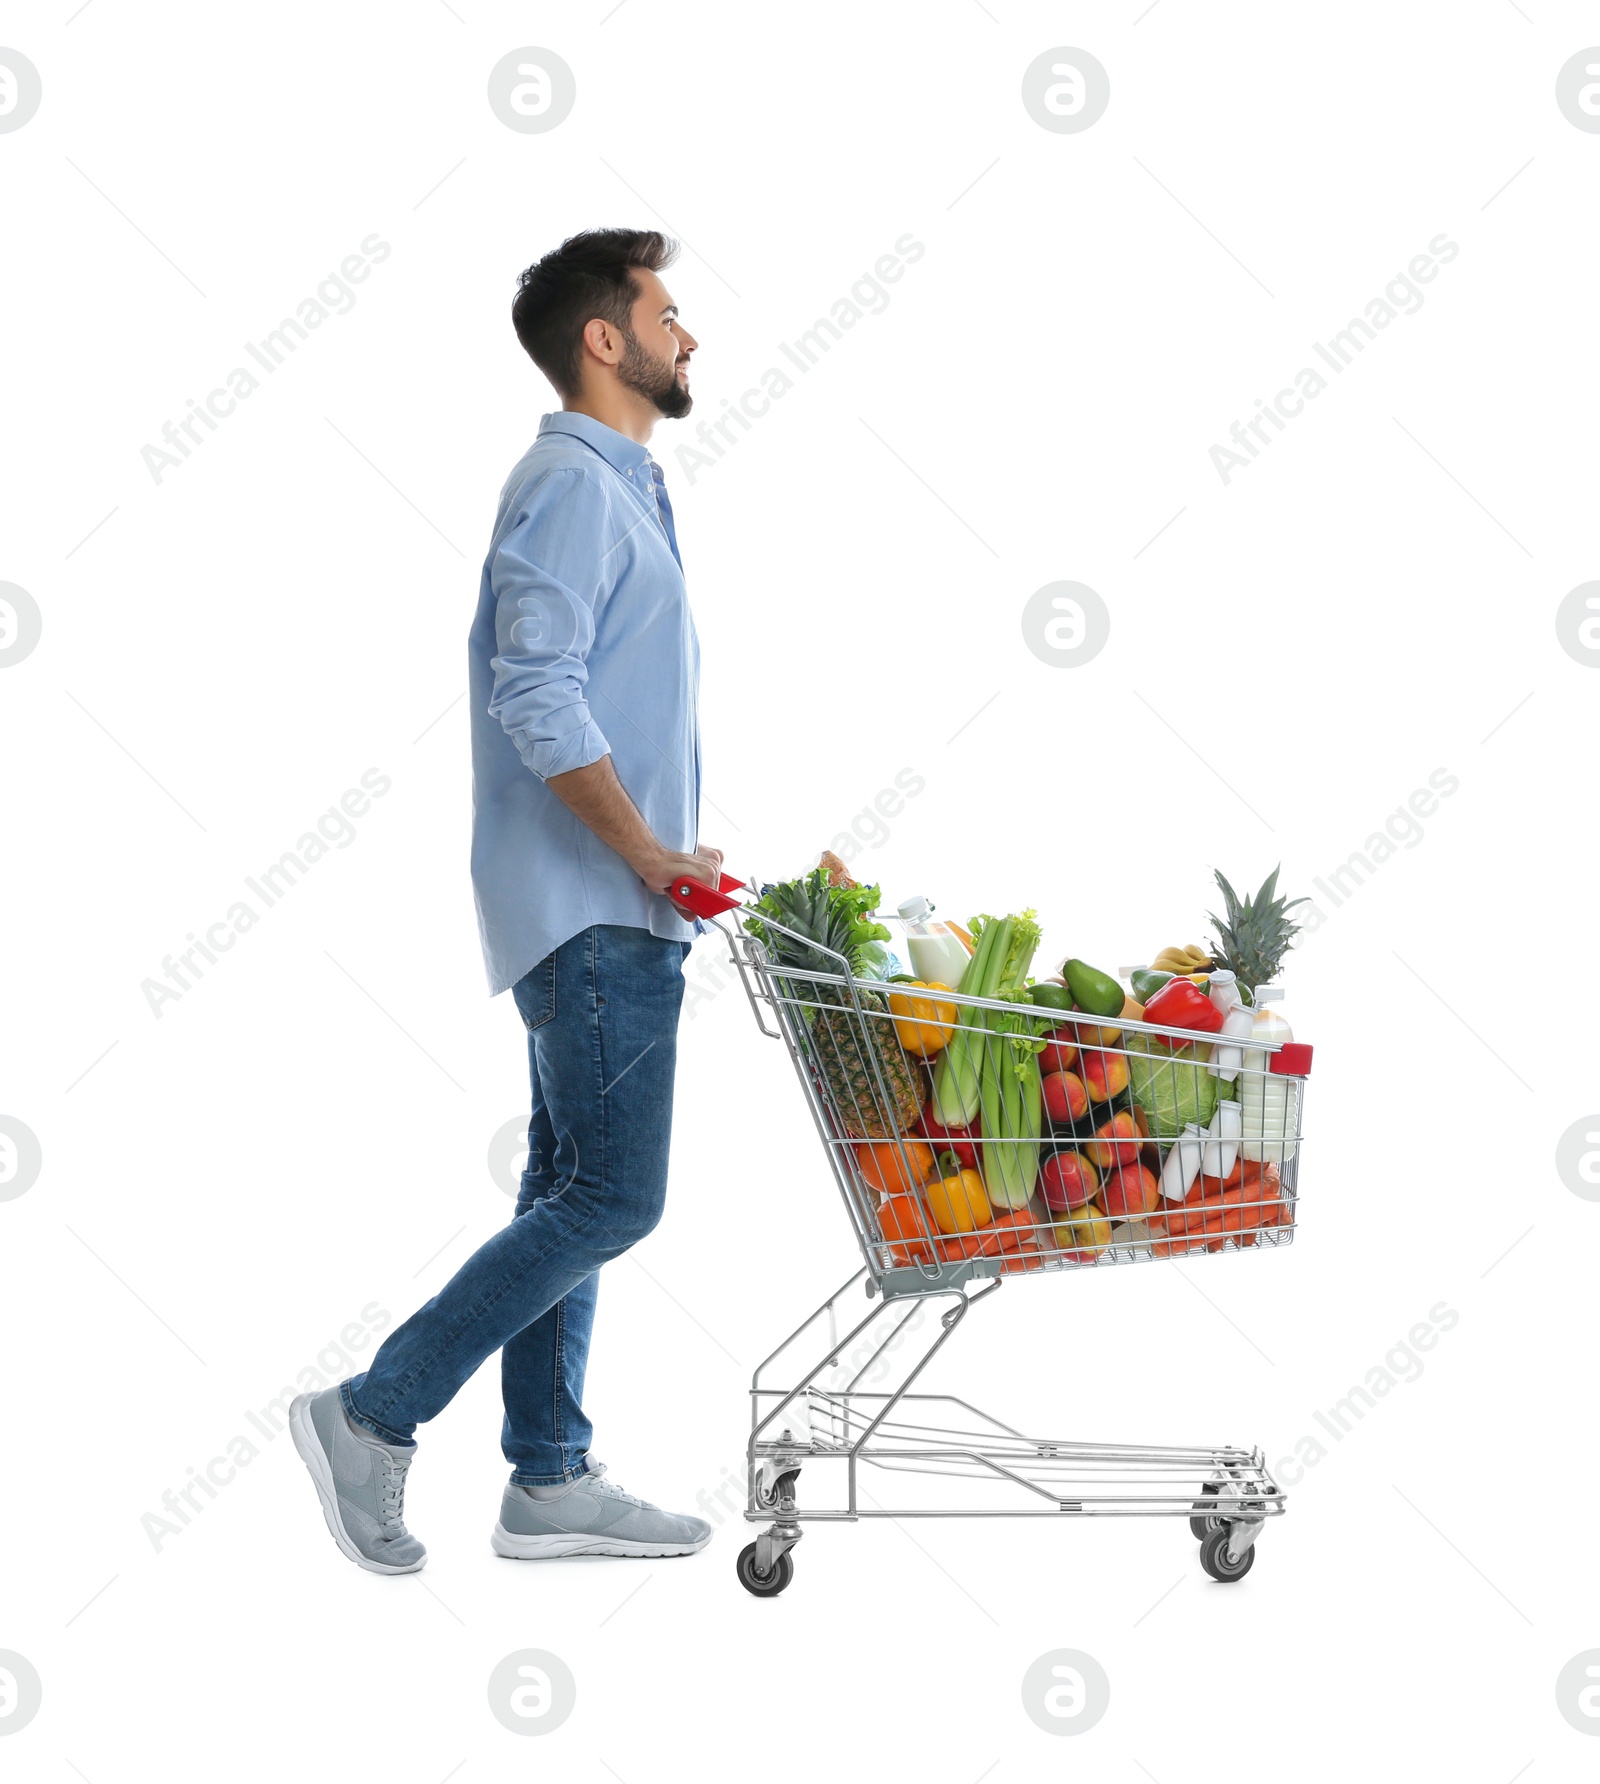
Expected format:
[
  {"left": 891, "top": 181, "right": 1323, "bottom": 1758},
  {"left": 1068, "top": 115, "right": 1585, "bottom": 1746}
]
[
  {"left": 1100, "top": 1163, "right": 1160, "bottom": 1220},
  {"left": 1054, "top": 1200, "right": 1113, "bottom": 1259},
  {"left": 1071, "top": 1002, "right": 1124, "bottom": 1048},
  {"left": 1038, "top": 1026, "right": 1079, "bottom": 1074},
  {"left": 1086, "top": 1111, "right": 1141, "bottom": 1170},
  {"left": 1079, "top": 1048, "right": 1131, "bottom": 1103},
  {"left": 1039, "top": 1149, "right": 1099, "bottom": 1212},
  {"left": 1041, "top": 1069, "right": 1089, "bottom": 1125}
]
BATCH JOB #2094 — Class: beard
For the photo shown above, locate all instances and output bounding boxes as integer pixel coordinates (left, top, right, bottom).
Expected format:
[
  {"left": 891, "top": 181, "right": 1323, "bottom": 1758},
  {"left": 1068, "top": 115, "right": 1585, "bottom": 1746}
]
[{"left": 617, "top": 329, "right": 692, "bottom": 419}]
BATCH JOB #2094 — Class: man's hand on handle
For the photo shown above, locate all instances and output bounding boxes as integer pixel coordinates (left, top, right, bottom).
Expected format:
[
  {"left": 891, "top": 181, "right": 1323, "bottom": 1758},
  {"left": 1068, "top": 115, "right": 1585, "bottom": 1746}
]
[{"left": 643, "top": 845, "right": 724, "bottom": 917}]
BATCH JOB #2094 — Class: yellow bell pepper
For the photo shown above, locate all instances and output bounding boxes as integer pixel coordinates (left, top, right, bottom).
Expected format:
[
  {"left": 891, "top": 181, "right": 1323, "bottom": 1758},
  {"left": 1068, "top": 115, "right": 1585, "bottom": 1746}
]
[
  {"left": 888, "top": 980, "right": 958, "bottom": 1056},
  {"left": 925, "top": 1154, "right": 992, "bottom": 1235}
]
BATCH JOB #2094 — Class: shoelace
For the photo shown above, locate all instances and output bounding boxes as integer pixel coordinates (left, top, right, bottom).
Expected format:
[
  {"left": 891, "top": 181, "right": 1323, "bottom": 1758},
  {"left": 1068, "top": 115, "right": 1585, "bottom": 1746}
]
[
  {"left": 580, "top": 1461, "right": 646, "bottom": 1509},
  {"left": 377, "top": 1453, "right": 410, "bottom": 1533}
]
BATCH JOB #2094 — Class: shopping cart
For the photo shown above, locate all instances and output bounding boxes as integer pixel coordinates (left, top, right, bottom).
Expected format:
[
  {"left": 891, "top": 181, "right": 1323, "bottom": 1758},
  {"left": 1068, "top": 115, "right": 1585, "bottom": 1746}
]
[{"left": 674, "top": 873, "right": 1313, "bottom": 1598}]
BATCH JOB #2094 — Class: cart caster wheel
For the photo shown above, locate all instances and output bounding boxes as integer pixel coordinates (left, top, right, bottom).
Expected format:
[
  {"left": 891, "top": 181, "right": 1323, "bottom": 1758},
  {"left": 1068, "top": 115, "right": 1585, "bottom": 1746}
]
[
  {"left": 1199, "top": 1527, "right": 1256, "bottom": 1583},
  {"left": 754, "top": 1467, "right": 800, "bottom": 1512},
  {"left": 1190, "top": 1482, "right": 1222, "bottom": 1541},
  {"left": 736, "top": 1542, "right": 794, "bottom": 1598}
]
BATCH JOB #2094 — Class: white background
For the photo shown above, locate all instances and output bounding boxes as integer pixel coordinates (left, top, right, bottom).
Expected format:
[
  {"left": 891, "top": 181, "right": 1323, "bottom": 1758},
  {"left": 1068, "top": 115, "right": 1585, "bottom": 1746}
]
[{"left": 2, "top": 2, "right": 1596, "bottom": 1776}]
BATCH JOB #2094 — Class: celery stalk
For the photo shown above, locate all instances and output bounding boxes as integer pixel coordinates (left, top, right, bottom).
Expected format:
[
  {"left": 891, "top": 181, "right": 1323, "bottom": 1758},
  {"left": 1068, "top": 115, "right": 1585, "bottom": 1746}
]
[
  {"left": 931, "top": 913, "right": 1004, "bottom": 1127},
  {"left": 984, "top": 1036, "right": 1041, "bottom": 1209},
  {"left": 960, "top": 909, "right": 1044, "bottom": 1209}
]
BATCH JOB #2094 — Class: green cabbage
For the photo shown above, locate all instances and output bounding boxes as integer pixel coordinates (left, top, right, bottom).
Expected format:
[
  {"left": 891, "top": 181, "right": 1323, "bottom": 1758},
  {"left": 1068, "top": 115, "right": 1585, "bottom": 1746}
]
[{"left": 1125, "top": 1034, "right": 1219, "bottom": 1139}]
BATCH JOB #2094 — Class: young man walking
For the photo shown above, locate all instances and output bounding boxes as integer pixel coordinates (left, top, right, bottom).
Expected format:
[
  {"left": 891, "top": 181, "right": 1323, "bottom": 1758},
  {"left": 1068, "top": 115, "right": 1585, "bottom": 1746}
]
[{"left": 291, "top": 229, "right": 720, "bottom": 1573}]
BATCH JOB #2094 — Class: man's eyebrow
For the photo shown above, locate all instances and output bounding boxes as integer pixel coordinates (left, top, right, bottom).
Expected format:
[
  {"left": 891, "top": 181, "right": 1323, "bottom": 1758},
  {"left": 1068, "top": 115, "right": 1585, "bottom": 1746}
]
[{"left": 661, "top": 305, "right": 678, "bottom": 319}]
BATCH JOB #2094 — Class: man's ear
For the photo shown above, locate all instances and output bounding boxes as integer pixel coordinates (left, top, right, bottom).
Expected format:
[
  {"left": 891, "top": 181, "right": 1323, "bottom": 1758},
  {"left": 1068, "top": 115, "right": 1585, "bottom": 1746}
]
[{"left": 581, "top": 315, "right": 619, "bottom": 369}]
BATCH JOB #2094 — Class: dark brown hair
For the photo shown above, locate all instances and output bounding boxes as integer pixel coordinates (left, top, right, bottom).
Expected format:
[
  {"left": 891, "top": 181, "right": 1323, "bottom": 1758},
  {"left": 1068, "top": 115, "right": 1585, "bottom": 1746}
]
[{"left": 511, "top": 228, "right": 679, "bottom": 399}]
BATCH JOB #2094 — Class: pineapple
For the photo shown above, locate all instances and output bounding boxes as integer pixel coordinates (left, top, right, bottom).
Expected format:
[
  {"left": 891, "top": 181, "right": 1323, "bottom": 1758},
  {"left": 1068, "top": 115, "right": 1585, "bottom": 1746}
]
[
  {"left": 1207, "top": 866, "right": 1308, "bottom": 999},
  {"left": 811, "top": 986, "right": 924, "bottom": 1140},
  {"left": 746, "top": 869, "right": 924, "bottom": 1141}
]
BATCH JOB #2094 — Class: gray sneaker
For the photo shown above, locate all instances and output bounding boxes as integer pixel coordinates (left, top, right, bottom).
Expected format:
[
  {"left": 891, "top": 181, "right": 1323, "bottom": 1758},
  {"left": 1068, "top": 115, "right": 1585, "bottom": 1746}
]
[
  {"left": 289, "top": 1385, "right": 426, "bottom": 1575},
  {"left": 491, "top": 1461, "right": 712, "bottom": 1560}
]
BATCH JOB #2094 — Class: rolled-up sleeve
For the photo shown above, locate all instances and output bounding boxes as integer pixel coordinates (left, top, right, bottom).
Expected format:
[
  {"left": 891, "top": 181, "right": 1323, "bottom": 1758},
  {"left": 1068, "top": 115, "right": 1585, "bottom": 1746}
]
[{"left": 486, "top": 465, "right": 613, "bottom": 781}]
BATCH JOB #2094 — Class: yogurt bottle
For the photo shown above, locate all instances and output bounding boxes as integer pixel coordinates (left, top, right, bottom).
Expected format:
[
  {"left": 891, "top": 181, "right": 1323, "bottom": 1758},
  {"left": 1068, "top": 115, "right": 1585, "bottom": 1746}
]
[
  {"left": 1159, "top": 1122, "right": 1207, "bottom": 1202},
  {"left": 1202, "top": 1098, "right": 1243, "bottom": 1180},
  {"left": 1207, "top": 1003, "right": 1255, "bottom": 1079},
  {"left": 896, "top": 896, "right": 972, "bottom": 989},
  {"left": 1207, "top": 969, "right": 1240, "bottom": 1018}
]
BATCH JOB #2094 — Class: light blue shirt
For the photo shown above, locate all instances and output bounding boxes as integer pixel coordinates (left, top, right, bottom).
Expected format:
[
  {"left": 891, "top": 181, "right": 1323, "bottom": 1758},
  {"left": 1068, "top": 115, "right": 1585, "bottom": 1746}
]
[{"left": 469, "top": 411, "right": 700, "bottom": 997}]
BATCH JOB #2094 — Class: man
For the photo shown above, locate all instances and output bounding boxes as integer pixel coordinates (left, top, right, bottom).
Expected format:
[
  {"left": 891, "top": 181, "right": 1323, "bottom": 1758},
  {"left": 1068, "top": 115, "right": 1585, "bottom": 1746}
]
[{"left": 290, "top": 229, "right": 720, "bottom": 1573}]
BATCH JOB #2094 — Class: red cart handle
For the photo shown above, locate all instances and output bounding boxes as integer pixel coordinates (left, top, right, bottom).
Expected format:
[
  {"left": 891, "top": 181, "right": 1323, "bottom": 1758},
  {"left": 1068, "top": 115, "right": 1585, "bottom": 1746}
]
[
  {"left": 670, "top": 872, "right": 746, "bottom": 918},
  {"left": 1270, "top": 1042, "right": 1313, "bottom": 1076}
]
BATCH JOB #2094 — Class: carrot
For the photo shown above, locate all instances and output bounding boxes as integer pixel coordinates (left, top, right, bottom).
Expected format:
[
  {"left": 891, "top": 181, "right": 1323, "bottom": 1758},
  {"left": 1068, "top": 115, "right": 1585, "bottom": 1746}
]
[
  {"left": 980, "top": 1210, "right": 1043, "bottom": 1256},
  {"left": 1157, "top": 1160, "right": 1284, "bottom": 1248},
  {"left": 1211, "top": 1182, "right": 1282, "bottom": 1236},
  {"left": 1165, "top": 1182, "right": 1228, "bottom": 1238},
  {"left": 1197, "top": 1157, "right": 1271, "bottom": 1194}
]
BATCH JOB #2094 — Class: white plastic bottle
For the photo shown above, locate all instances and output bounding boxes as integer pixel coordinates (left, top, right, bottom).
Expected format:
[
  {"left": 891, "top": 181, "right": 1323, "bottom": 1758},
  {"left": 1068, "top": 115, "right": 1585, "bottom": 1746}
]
[
  {"left": 1159, "top": 1122, "right": 1207, "bottom": 1202},
  {"left": 1207, "top": 969, "right": 1240, "bottom": 1017},
  {"left": 1208, "top": 1003, "right": 1255, "bottom": 1079},
  {"left": 1201, "top": 1098, "right": 1243, "bottom": 1179},
  {"left": 896, "top": 896, "right": 972, "bottom": 989},
  {"left": 1239, "top": 1006, "right": 1297, "bottom": 1165}
]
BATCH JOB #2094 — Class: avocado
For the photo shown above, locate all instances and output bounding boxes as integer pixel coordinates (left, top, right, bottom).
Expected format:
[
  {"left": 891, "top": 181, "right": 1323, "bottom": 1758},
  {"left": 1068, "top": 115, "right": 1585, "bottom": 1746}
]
[{"left": 1064, "top": 958, "right": 1124, "bottom": 1018}]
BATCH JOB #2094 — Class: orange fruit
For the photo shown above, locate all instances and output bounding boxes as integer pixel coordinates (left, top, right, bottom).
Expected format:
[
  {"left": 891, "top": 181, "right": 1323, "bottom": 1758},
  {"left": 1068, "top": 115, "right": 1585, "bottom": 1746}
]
[
  {"left": 876, "top": 1195, "right": 936, "bottom": 1264},
  {"left": 858, "top": 1140, "right": 935, "bottom": 1199}
]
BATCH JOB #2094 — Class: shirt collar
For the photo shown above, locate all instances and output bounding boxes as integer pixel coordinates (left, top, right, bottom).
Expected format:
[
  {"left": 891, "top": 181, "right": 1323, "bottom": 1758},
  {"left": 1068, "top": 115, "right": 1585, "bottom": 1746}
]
[{"left": 539, "top": 410, "right": 653, "bottom": 477}]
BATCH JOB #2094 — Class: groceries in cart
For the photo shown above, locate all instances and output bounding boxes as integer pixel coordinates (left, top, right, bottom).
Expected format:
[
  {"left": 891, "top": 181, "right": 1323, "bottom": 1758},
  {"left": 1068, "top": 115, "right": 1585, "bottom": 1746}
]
[{"left": 741, "top": 856, "right": 1314, "bottom": 1284}]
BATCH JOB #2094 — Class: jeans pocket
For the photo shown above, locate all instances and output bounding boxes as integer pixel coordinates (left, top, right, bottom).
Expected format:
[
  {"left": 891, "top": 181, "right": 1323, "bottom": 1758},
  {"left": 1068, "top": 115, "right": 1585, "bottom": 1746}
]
[{"left": 512, "top": 954, "right": 556, "bottom": 1032}]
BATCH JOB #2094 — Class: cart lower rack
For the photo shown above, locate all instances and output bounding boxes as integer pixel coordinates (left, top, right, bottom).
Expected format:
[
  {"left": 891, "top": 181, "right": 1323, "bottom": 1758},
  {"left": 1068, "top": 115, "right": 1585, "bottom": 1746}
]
[
  {"left": 740, "top": 1270, "right": 1283, "bottom": 1594},
  {"left": 677, "top": 873, "right": 1310, "bottom": 1598}
]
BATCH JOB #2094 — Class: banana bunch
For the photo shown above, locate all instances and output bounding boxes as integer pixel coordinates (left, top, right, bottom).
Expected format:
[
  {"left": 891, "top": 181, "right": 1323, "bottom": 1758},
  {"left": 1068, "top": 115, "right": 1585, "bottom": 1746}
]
[{"left": 1151, "top": 943, "right": 1212, "bottom": 974}]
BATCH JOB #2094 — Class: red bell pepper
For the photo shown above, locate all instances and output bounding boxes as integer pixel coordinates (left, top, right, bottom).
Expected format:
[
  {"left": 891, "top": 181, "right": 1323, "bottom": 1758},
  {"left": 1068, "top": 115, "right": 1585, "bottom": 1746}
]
[
  {"left": 1142, "top": 976, "right": 1225, "bottom": 1034},
  {"left": 917, "top": 1106, "right": 980, "bottom": 1172}
]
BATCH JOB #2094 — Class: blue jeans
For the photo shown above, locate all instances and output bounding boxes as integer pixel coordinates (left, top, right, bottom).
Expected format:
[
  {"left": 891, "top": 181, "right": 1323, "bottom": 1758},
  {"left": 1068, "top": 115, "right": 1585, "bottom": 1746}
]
[{"left": 343, "top": 924, "right": 690, "bottom": 1484}]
